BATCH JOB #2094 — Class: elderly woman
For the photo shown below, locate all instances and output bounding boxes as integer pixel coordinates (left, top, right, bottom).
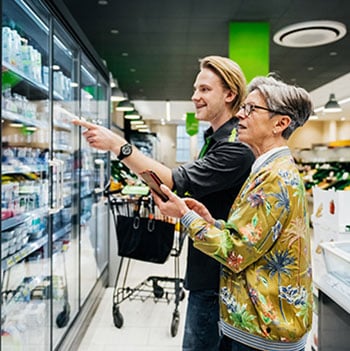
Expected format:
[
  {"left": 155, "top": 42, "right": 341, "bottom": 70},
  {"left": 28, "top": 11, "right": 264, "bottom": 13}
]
[{"left": 155, "top": 76, "right": 313, "bottom": 351}]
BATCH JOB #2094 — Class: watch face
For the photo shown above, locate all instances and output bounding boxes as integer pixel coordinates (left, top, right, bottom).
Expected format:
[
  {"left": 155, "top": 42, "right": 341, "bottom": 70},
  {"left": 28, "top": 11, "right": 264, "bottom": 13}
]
[
  {"left": 122, "top": 144, "right": 132, "bottom": 156},
  {"left": 119, "top": 143, "right": 133, "bottom": 160}
]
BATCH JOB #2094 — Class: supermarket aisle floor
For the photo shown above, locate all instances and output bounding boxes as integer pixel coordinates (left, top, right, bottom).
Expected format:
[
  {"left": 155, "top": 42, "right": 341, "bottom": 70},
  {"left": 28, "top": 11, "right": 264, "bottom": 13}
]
[
  {"left": 77, "top": 236, "right": 314, "bottom": 351},
  {"left": 77, "top": 287, "right": 187, "bottom": 351},
  {"left": 77, "top": 240, "right": 188, "bottom": 351}
]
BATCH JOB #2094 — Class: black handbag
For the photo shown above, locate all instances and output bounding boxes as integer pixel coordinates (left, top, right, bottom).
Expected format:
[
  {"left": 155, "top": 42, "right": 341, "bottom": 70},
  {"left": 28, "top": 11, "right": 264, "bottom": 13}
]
[{"left": 116, "top": 197, "right": 175, "bottom": 264}]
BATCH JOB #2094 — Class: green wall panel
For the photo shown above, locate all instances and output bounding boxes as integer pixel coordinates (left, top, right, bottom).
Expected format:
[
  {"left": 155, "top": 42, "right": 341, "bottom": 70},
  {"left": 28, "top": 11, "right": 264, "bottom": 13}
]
[{"left": 229, "top": 22, "right": 270, "bottom": 83}]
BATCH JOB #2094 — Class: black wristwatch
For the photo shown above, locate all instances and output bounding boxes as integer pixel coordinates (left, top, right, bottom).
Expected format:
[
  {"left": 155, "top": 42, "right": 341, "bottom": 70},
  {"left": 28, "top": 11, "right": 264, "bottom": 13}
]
[{"left": 118, "top": 143, "right": 133, "bottom": 160}]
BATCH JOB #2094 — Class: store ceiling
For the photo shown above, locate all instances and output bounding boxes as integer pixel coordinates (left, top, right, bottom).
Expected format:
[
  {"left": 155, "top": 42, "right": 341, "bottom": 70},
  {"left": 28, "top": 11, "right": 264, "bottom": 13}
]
[{"left": 61, "top": 0, "right": 350, "bottom": 121}]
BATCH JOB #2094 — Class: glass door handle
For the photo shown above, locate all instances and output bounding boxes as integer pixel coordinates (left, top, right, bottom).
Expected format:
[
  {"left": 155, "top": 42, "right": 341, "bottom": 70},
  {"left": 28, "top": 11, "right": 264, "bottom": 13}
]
[
  {"left": 59, "top": 159, "right": 65, "bottom": 209},
  {"left": 94, "top": 159, "right": 105, "bottom": 194},
  {"left": 49, "top": 159, "right": 64, "bottom": 214}
]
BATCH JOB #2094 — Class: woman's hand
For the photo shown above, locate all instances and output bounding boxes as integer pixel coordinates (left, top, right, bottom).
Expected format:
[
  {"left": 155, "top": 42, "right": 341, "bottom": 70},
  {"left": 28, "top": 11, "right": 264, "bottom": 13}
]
[
  {"left": 183, "top": 198, "right": 215, "bottom": 224},
  {"left": 152, "top": 184, "right": 190, "bottom": 218},
  {"left": 153, "top": 185, "right": 215, "bottom": 224}
]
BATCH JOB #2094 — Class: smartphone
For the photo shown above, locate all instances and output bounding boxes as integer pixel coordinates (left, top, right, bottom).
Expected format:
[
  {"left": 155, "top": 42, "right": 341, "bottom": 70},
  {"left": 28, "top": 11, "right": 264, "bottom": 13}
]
[{"left": 139, "top": 170, "right": 169, "bottom": 201}]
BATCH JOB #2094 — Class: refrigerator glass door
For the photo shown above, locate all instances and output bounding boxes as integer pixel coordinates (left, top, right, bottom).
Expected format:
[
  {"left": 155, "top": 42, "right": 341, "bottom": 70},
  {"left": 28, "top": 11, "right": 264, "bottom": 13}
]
[
  {"left": 79, "top": 53, "right": 102, "bottom": 303},
  {"left": 94, "top": 74, "right": 109, "bottom": 277},
  {"left": 51, "top": 17, "right": 80, "bottom": 348},
  {"left": 2, "top": 0, "right": 51, "bottom": 349}
]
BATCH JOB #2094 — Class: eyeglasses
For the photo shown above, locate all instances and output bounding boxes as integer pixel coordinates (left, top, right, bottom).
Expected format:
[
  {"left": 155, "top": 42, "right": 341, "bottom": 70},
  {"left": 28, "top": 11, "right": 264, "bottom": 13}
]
[{"left": 239, "top": 103, "right": 284, "bottom": 117}]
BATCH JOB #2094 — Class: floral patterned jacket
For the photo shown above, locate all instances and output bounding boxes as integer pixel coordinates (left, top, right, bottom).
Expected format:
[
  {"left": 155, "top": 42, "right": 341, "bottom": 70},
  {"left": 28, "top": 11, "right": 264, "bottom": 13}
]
[{"left": 182, "top": 147, "right": 313, "bottom": 351}]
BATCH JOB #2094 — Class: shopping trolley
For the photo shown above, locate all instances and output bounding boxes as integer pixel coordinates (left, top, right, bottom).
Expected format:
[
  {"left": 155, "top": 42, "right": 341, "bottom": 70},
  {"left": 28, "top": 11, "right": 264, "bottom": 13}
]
[{"left": 105, "top": 186, "right": 186, "bottom": 337}]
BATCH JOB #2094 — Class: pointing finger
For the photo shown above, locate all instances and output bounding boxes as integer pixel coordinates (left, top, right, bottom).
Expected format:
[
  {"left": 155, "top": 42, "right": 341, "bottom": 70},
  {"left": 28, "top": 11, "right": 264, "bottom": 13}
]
[{"left": 72, "top": 118, "right": 97, "bottom": 129}]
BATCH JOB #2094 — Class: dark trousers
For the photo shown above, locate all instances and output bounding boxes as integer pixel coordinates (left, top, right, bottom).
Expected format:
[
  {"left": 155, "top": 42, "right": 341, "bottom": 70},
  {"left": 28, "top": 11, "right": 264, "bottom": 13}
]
[{"left": 182, "top": 289, "right": 221, "bottom": 351}]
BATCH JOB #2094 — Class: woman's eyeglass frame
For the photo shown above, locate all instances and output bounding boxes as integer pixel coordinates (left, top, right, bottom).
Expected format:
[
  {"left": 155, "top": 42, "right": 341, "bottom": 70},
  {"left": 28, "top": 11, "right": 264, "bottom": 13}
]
[{"left": 239, "top": 103, "right": 286, "bottom": 117}]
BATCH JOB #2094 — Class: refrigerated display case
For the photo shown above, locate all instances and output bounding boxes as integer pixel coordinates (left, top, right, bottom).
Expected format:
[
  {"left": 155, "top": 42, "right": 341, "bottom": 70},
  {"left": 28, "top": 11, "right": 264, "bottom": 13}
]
[
  {"left": 1, "top": 0, "right": 110, "bottom": 350},
  {"left": 79, "top": 52, "right": 109, "bottom": 304}
]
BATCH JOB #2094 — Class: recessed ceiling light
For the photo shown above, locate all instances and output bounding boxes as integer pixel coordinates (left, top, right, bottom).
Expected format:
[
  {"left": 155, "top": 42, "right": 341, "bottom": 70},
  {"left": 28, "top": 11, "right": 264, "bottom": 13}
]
[
  {"left": 98, "top": 0, "right": 108, "bottom": 5},
  {"left": 329, "top": 51, "right": 338, "bottom": 56},
  {"left": 307, "top": 67, "right": 314, "bottom": 71},
  {"left": 273, "top": 20, "right": 347, "bottom": 48},
  {"left": 110, "top": 29, "right": 119, "bottom": 35},
  {"left": 122, "top": 52, "right": 128, "bottom": 57},
  {"left": 130, "top": 68, "right": 136, "bottom": 72}
]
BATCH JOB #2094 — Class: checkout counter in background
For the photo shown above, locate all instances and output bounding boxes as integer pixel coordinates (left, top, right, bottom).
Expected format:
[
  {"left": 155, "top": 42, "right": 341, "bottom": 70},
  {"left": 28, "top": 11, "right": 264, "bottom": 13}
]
[{"left": 311, "top": 187, "right": 350, "bottom": 351}]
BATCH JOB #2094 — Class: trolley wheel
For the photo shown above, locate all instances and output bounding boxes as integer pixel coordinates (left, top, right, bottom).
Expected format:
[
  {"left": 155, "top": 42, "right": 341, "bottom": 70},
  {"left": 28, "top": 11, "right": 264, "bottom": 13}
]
[
  {"left": 113, "top": 305, "right": 124, "bottom": 328},
  {"left": 153, "top": 284, "right": 164, "bottom": 299},
  {"left": 56, "top": 302, "right": 70, "bottom": 328},
  {"left": 179, "top": 288, "right": 186, "bottom": 301},
  {"left": 170, "top": 311, "right": 180, "bottom": 337}
]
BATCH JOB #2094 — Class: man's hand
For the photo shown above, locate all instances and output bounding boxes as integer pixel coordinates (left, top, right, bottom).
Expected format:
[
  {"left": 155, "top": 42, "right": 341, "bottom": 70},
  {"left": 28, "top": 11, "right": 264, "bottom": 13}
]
[{"left": 72, "top": 119, "right": 126, "bottom": 154}]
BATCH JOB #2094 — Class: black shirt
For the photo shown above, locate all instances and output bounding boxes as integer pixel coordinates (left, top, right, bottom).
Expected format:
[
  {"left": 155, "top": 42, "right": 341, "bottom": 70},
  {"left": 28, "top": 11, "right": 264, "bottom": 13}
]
[{"left": 172, "top": 118, "right": 255, "bottom": 291}]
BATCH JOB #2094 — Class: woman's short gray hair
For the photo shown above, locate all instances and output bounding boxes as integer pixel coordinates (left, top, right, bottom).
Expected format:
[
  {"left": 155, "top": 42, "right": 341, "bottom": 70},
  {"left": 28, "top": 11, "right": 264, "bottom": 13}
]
[{"left": 248, "top": 75, "right": 313, "bottom": 139}]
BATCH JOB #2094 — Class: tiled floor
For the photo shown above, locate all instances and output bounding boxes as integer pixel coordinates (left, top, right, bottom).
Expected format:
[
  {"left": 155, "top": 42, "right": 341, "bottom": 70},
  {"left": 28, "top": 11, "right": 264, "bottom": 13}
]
[
  {"left": 77, "top": 236, "right": 314, "bottom": 351},
  {"left": 77, "top": 240, "right": 188, "bottom": 351}
]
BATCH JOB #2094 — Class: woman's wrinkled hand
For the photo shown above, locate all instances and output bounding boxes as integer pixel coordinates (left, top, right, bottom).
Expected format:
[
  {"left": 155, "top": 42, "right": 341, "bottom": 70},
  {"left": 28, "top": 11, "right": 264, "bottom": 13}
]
[
  {"left": 151, "top": 184, "right": 190, "bottom": 218},
  {"left": 183, "top": 198, "right": 214, "bottom": 224}
]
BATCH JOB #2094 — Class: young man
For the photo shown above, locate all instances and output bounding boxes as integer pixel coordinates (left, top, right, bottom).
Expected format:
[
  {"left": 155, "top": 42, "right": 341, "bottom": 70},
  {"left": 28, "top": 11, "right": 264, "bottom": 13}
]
[{"left": 73, "top": 56, "right": 255, "bottom": 351}]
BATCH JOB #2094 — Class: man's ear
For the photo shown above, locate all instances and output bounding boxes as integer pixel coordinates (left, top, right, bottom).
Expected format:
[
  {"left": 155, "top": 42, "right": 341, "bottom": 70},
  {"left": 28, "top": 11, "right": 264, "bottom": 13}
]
[{"left": 225, "top": 90, "right": 236, "bottom": 103}]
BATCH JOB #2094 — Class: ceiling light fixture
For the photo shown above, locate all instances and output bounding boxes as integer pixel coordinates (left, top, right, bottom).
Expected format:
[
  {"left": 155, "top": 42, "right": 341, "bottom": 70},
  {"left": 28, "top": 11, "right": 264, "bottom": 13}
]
[
  {"left": 309, "top": 111, "right": 319, "bottom": 120},
  {"left": 110, "top": 79, "right": 116, "bottom": 88},
  {"left": 130, "top": 120, "right": 144, "bottom": 125},
  {"left": 9, "top": 122, "right": 24, "bottom": 127},
  {"left": 137, "top": 127, "right": 150, "bottom": 133},
  {"left": 111, "top": 87, "right": 126, "bottom": 102},
  {"left": 314, "top": 95, "right": 350, "bottom": 114},
  {"left": 124, "top": 110, "right": 141, "bottom": 120},
  {"left": 324, "top": 93, "right": 342, "bottom": 113},
  {"left": 116, "top": 100, "right": 134, "bottom": 111},
  {"left": 166, "top": 101, "right": 171, "bottom": 122},
  {"left": 273, "top": 20, "right": 347, "bottom": 48}
]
